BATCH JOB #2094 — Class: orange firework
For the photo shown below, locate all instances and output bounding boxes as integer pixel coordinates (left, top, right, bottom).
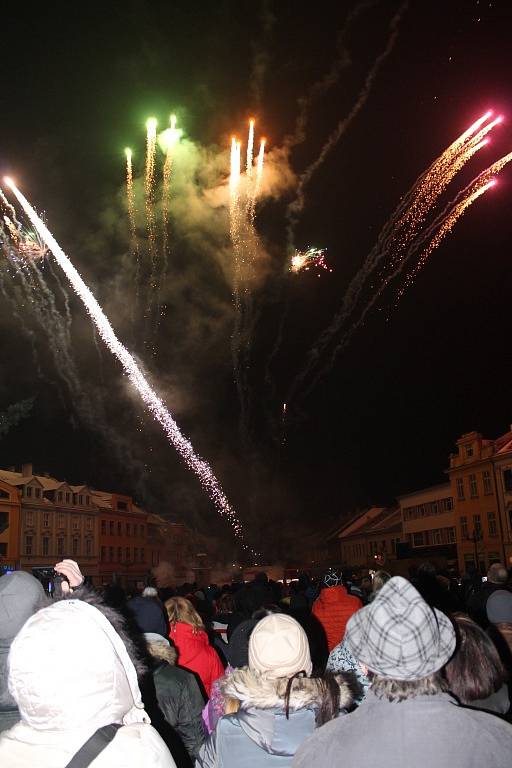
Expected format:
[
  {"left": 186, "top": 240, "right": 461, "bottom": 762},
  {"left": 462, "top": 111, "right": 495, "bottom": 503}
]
[{"left": 246, "top": 119, "right": 255, "bottom": 176}]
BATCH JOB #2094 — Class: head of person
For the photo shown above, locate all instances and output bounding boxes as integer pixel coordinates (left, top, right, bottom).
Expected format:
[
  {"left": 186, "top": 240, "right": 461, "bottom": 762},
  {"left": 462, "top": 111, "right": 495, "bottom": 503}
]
[
  {"left": 372, "top": 570, "right": 391, "bottom": 594},
  {"left": 142, "top": 586, "right": 158, "bottom": 598},
  {"left": 444, "top": 613, "right": 507, "bottom": 704},
  {"left": 8, "top": 598, "right": 148, "bottom": 734},
  {"left": 487, "top": 589, "right": 512, "bottom": 626},
  {"left": 248, "top": 613, "right": 312, "bottom": 679},
  {"left": 165, "top": 596, "right": 204, "bottom": 633},
  {"left": 226, "top": 619, "right": 258, "bottom": 668},
  {"left": 345, "top": 576, "right": 456, "bottom": 701},
  {"left": 487, "top": 563, "right": 509, "bottom": 586},
  {"left": 216, "top": 592, "right": 235, "bottom": 615},
  {"left": 322, "top": 570, "right": 342, "bottom": 589}
]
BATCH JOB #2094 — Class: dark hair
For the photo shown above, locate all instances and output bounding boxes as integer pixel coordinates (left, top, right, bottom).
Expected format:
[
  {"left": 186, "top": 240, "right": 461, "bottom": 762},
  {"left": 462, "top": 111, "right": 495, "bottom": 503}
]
[
  {"left": 283, "top": 671, "right": 341, "bottom": 726},
  {"left": 370, "top": 672, "right": 447, "bottom": 702},
  {"left": 444, "top": 613, "right": 507, "bottom": 703}
]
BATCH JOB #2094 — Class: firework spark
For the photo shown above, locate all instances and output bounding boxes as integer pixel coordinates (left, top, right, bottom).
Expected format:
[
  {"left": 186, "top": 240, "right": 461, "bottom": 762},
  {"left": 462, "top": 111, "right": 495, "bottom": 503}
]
[
  {"left": 4, "top": 178, "right": 255, "bottom": 552},
  {"left": 125, "top": 148, "right": 137, "bottom": 239},
  {"left": 290, "top": 247, "right": 332, "bottom": 275},
  {"left": 246, "top": 119, "right": 255, "bottom": 176}
]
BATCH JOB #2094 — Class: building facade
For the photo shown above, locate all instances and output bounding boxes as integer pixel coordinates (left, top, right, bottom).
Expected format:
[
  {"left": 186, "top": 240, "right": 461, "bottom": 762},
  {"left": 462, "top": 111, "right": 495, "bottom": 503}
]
[
  {"left": 337, "top": 507, "right": 402, "bottom": 571},
  {"left": 448, "top": 431, "right": 508, "bottom": 574},
  {"left": 398, "top": 482, "right": 457, "bottom": 565}
]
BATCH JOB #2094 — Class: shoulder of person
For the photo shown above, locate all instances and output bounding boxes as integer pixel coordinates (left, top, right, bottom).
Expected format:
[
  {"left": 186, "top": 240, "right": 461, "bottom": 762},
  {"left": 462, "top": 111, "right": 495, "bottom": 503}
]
[{"left": 98, "top": 723, "right": 176, "bottom": 767}]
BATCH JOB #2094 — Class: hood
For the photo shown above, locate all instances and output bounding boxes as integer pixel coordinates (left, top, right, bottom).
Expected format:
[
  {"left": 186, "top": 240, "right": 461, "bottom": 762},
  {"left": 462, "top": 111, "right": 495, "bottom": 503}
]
[
  {"left": 221, "top": 667, "right": 352, "bottom": 710},
  {"left": 169, "top": 621, "right": 209, "bottom": 664},
  {"left": 0, "top": 571, "right": 47, "bottom": 713},
  {"left": 317, "top": 585, "right": 347, "bottom": 605},
  {"left": 146, "top": 636, "right": 178, "bottom": 666},
  {"left": 8, "top": 599, "right": 150, "bottom": 733},
  {"left": 221, "top": 668, "right": 351, "bottom": 756}
]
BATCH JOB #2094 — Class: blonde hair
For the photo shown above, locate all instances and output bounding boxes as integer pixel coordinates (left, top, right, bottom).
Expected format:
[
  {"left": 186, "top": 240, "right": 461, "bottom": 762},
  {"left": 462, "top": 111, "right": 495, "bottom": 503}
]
[{"left": 165, "top": 596, "right": 204, "bottom": 633}]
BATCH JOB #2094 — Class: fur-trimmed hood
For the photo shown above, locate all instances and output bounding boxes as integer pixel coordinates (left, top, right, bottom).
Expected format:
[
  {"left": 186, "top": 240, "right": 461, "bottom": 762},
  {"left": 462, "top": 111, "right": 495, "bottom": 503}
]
[
  {"left": 146, "top": 637, "right": 178, "bottom": 666},
  {"left": 221, "top": 667, "right": 352, "bottom": 711}
]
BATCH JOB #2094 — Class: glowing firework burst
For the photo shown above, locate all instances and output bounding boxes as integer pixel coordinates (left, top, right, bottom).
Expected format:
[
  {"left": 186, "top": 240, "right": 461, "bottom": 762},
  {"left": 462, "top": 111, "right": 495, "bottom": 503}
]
[
  {"left": 290, "top": 247, "right": 332, "bottom": 275},
  {"left": 4, "top": 178, "right": 258, "bottom": 557}
]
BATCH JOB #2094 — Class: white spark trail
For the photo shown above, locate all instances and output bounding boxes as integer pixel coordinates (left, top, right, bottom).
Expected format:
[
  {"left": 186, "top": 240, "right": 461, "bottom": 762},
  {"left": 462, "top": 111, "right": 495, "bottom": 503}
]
[{"left": 5, "top": 180, "right": 252, "bottom": 551}]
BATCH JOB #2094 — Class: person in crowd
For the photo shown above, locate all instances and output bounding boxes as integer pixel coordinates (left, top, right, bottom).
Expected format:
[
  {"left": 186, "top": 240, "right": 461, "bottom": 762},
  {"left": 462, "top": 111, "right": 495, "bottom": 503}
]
[
  {"left": 412, "top": 561, "right": 461, "bottom": 614},
  {"left": 287, "top": 592, "right": 329, "bottom": 674},
  {"left": 293, "top": 576, "right": 512, "bottom": 768},
  {"left": 312, "top": 570, "right": 362, "bottom": 652},
  {"left": 165, "top": 597, "right": 224, "bottom": 699},
  {"left": 128, "top": 588, "right": 168, "bottom": 638},
  {"left": 326, "top": 640, "right": 369, "bottom": 705},
  {"left": 144, "top": 632, "right": 206, "bottom": 765},
  {"left": 212, "top": 592, "right": 236, "bottom": 644},
  {"left": 196, "top": 613, "right": 352, "bottom": 767},
  {"left": 0, "top": 570, "right": 47, "bottom": 733},
  {"left": 0, "top": 587, "right": 175, "bottom": 767},
  {"left": 487, "top": 589, "right": 512, "bottom": 670},
  {"left": 204, "top": 618, "right": 259, "bottom": 734},
  {"left": 468, "top": 563, "right": 509, "bottom": 628},
  {"left": 444, "top": 613, "right": 509, "bottom": 716},
  {"left": 368, "top": 570, "right": 391, "bottom": 601}
]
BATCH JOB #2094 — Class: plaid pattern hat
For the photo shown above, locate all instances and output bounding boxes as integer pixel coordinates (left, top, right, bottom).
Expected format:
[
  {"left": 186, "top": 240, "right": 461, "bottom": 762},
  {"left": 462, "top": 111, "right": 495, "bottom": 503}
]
[{"left": 345, "top": 576, "right": 455, "bottom": 681}]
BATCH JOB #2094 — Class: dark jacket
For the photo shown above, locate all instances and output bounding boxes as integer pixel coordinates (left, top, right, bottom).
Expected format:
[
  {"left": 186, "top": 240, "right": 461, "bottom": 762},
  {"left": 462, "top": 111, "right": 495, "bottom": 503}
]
[
  {"left": 468, "top": 583, "right": 508, "bottom": 628},
  {"left": 146, "top": 636, "right": 205, "bottom": 762},
  {"left": 196, "top": 667, "right": 352, "bottom": 768}
]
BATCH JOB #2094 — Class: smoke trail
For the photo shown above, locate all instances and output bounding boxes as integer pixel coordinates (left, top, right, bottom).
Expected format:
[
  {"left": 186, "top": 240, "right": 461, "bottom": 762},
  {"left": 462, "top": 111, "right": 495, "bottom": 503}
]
[
  {"left": 5, "top": 179, "right": 255, "bottom": 554},
  {"left": 285, "top": 0, "right": 378, "bottom": 150},
  {"left": 0, "top": 397, "right": 35, "bottom": 438},
  {"left": 286, "top": 1, "right": 408, "bottom": 249},
  {"left": 250, "top": 0, "right": 276, "bottom": 108}
]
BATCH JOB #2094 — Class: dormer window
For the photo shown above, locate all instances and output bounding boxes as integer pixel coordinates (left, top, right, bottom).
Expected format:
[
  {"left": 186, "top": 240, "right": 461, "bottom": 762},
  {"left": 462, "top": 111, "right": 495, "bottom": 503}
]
[
  {"left": 465, "top": 445, "right": 474, "bottom": 458},
  {"left": 35, "top": 488, "right": 41, "bottom": 499},
  {"left": 57, "top": 491, "right": 63, "bottom": 502},
  {"left": 65, "top": 492, "right": 71, "bottom": 504},
  {"left": 78, "top": 495, "right": 84, "bottom": 505},
  {"left": 26, "top": 486, "right": 32, "bottom": 498}
]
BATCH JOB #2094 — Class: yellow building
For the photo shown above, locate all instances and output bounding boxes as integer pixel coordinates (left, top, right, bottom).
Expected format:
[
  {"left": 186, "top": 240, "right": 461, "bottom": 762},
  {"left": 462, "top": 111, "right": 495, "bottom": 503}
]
[{"left": 448, "top": 431, "right": 506, "bottom": 574}]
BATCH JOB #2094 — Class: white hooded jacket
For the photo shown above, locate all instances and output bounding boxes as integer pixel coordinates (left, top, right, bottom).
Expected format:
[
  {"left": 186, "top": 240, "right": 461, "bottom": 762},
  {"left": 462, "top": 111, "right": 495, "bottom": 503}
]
[{"left": 0, "top": 598, "right": 176, "bottom": 768}]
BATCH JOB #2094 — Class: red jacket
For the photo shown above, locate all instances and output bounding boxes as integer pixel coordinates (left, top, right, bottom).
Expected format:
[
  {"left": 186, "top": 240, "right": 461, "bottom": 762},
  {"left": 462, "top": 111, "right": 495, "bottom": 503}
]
[
  {"left": 169, "top": 621, "right": 224, "bottom": 698},
  {"left": 312, "top": 586, "right": 362, "bottom": 651}
]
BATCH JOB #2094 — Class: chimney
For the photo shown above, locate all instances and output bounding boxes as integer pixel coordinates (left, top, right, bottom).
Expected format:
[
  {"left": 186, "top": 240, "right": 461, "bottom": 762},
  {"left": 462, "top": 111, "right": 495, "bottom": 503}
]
[{"left": 21, "top": 463, "right": 33, "bottom": 477}]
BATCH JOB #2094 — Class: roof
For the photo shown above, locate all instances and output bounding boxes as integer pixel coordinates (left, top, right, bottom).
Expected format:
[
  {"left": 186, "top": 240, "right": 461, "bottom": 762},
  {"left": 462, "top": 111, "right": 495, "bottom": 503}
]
[
  {"left": 336, "top": 507, "right": 387, "bottom": 539},
  {"left": 396, "top": 481, "right": 451, "bottom": 501}
]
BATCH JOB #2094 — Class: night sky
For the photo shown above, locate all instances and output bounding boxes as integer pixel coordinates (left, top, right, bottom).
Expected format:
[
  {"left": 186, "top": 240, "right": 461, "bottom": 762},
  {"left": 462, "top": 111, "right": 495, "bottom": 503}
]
[{"left": 1, "top": 1, "right": 512, "bottom": 561}]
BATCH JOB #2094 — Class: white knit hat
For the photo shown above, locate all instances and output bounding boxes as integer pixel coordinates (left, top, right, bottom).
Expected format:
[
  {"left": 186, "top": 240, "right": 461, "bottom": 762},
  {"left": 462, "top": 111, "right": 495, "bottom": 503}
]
[{"left": 248, "top": 613, "right": 312, "bottom": 679}]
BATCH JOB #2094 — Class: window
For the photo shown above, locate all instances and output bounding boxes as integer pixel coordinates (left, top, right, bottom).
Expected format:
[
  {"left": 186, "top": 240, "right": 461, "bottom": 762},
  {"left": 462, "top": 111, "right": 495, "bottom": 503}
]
[
  {"left": 134, "top": 524, "right": 138, "bottom": 537},
  {"left": 469, "top": 474, "right": 478, "bottom": 498},
  {"left": 101, "top": 520, "right": 106, "bottom": 535},
  {"left": 126, "top": 524, "right": 131, "bottom": 536},
  {"left": 26, "top": 510, "right": 33, "bottom": 527},
  {"left": 126, "top": 547, "right": 130, "bottom": 561},
  {"left": 101, "top": 546, "right": 106, "bottom": 562},
  {"left": 456, "top": 478, "right": 465, "bottom": 500},
  {"left": 78, "top": 495, "right": 83, "bottom": 505},
  {"left": 65, "top": 492, "right": 71, "bottom": 504},
  {"left": 41, "top": 511, "right": 49, "bottom": 528},
  {"left": 465, "top": 445, "right": 474, "bottom": 458},
  {"left": 85, "top": 538, "right": 92, "bottom": 556},
  {"left": 25, "top": 535, "right": 32, "bottom": 555},
  {"left": 447, "top": 527, "right": 456, "bottom": 544},
  {"left": 72, "top": 538, "right": 79, "bottom": 556},
  {"left": 86, "top": 517, "right": 93, "bottom": 531},
  {"left": 431, "top": 529, "right": 442, "bottom": 545},
  {"left": 26, "top": 486, "right": 32, "bottom": 498},
  {"left": 488, "top": 511, "right": 497, "bottom": 537},
  {"left": 117, "top": 501, "right": 128, "bottom": 511},
  {"left": 461, "top": 516, "right": 468, "bottom": 539},
  {"left": 42, "top": 536, "right": 49, "bottom": 556},
  {"left": 109, "top": 521, "right": 114, "bottom": 536},
  {"left": 35, "top": 487, "right": 41, "bottom": 499},
  {"left": 118, "top": 546, "right": 122, "bottom": 562},
  {"left": 483, "top": 470, "right": 493, "bottom": 495},
  {"left": 118, "top": 522, "right": 122, "bottom": 536},
  {"left": 140, "top": 548, "right": 145, "bottom": 563},
  {"left": 57, "top": 491, "right": 63, "bottom": 502},
  {"left": 503, "top": 469, "right": 512, "bottom": 494},
  {"left": 58, "top": 513, "right": 65, "bottom": 528},
  {"left": 109, "top": 546, "right": 114, "bottom": 562},
  {"left": 85, "top": 495, "right": 90, "bottom": 505},
  {"left": 57, "top": 537, "right": 64, "bottom": 556},
  {"left": 445, "top": 497, "right": 454, "bottom": 511},
  {"left": 134, "top": 547, "right": 138, "bottom": 562},
  {"left": 140, "top": 525, "right": 144, "bottom": 537},
  {"left": 473, "top": 514, "right": 482, "bottom": 538},
  {"left": 72, "top": 518, "right": 79, "bottom": 530},
  {"left": 413, "top": 532, "right": 424, "bottom": 547}
]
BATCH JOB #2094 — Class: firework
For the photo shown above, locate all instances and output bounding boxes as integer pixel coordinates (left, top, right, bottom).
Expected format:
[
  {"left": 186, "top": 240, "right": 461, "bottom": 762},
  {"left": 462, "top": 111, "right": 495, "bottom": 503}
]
[
  {"left": 246, "top": 119, "right": 255, "bottom": 176},
  {"left": 144, "top": 117, "right": 158, "bottom": 248},
  {"left": 4, "top": 178, "right": 255, "bottom": 553},
  {"left": 125, "top": 148, "right": 137, "bottom": 238},
  {"left": 290, "top": 247, "right": 332, "bottom": 275}
]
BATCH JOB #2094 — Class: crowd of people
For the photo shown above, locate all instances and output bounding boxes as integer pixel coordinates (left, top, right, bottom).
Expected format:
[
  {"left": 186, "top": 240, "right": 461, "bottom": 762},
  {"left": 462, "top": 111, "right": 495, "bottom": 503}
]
[{"left": 1, "top": 559, "right": 512, "bottom": 766}]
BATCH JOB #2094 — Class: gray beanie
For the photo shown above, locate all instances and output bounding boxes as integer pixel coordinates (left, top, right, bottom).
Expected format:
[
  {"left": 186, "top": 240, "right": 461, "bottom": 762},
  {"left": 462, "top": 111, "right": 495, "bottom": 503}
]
[{"left": 0, "top": 571, "right": 46, "bottom": 641}]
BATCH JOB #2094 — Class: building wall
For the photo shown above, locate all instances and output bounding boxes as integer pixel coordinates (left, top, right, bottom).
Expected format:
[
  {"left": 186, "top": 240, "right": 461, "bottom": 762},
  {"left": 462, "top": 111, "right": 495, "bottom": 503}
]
[
  {"left": 0, "top": 480, "right": 21, "bottom": 570},
  {"left": 98, "top": 495, "right": 149, "bottom": 587},
  {"left": 492, "top": 455, "right": 512, "bottom": 567},
  {"left": 449, "top": 432, "right": 504, "bottom": 574},
  {"left": 399, "top": 483, "right": 456, "bottom": 561}
]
